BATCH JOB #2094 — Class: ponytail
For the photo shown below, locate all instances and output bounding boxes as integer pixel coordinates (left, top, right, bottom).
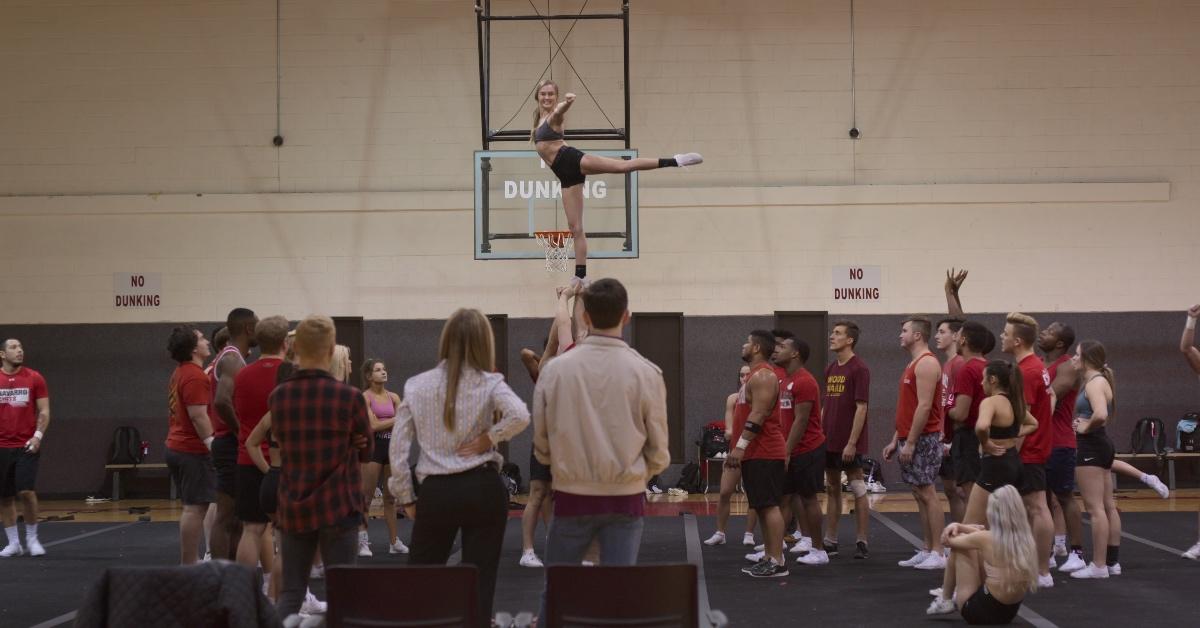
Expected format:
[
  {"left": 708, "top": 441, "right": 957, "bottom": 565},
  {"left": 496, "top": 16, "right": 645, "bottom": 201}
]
[
  {"left": 985, "top": 359, "right": 1026, "bottom": 422},
  {"left": 1078, "top": 340, "right": 1115, "bottom": 410}
]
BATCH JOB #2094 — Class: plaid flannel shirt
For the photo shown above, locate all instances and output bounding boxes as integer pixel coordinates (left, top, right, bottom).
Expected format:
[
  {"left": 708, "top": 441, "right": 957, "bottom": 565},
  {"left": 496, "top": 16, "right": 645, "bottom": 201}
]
[{"left": 270, "top": 368, "right": 372, "bottom": 533}]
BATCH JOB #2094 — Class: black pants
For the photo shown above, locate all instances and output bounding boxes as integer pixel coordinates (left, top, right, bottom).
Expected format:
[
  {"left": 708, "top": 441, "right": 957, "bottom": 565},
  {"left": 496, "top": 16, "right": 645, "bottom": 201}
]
[
  {"left": 409, "top": 464, "right": 509, "bottom": 628},
  {"left": 278, "top": 522, "right": 358, "bottom": 618}
]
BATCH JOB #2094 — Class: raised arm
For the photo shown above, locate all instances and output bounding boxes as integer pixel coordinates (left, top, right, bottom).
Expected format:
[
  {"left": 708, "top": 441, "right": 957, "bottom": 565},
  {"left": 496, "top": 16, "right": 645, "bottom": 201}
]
[
  {"left": 548, "top": 93, "right": 576, "bottom": 126},
  {"left": 945, "top": 268, "right": 968, "bottom": 317},
  {"left": 1182, "top": 305, "right": 1200, "bottom": 375}
]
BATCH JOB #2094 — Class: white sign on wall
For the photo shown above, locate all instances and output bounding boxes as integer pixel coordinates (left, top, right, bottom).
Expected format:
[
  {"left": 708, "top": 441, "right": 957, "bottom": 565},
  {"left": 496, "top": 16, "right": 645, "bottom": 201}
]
[
  {"left": 114, "top": 272, "right": 162, "bottom": 308},
  {"left": 832, "top": 266, "right": 881, "bottom": 301}
]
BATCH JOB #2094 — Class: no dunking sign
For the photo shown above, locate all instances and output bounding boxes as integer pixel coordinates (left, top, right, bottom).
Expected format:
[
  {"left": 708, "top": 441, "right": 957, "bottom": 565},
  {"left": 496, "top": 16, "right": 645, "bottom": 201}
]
[
  {"left": 832, "top": 266, "right": 881, "bottom": 301},
  {"left": 114, "top": 273, "right": 162, "bottom": 308}
]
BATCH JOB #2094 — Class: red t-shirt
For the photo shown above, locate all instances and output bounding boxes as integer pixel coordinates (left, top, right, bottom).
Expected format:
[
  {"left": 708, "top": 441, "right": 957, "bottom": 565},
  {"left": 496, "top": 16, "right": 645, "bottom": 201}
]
[
  {"left": 730, "top": 364, "right": 786, "bottom": 461},
  {"left": 895, "top": 352, "right": 944, "bottom": 438},
  {"left": 0, "top": 367, "right": 49, "bottom": 448},
  {"left": 208, "top": 346, "right": 245, "bottom": 438},
  {"left": 941, "top": 355, "right": 965, "bottom": 441},
  {"left": 949, "top": 357, "right": 987, "bottom": 430},
  {"left": 1047, "top": 355, "right": 1078, "bottom": 449},
  {"left": 779, "top": 368, "right": 824, "bottom": 455},
  {"left": 823, "top": 356, "right": 870, "bottom": 452},
  {"left": 1019, "top": 354, "right": 1054, "bottom": 464},
  {"left": 167, "top": 362, "right": 213, "bottom": 455},
  {"left": 234, "top": 357, "right": 283, "bottom": 465}
]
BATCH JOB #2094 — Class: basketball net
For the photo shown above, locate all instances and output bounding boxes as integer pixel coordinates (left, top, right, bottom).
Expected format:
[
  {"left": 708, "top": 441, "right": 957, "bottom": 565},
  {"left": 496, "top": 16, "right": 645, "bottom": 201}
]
[{"left": 533, "top": 230, "right": 574, "bottom": 273}]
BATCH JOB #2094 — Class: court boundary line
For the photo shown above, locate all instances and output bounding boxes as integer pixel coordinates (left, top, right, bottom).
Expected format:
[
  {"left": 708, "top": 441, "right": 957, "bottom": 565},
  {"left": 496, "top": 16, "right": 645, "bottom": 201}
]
[
  {"left": 870, "top": 510, "right": 1059, "bottom": 628},
  {"left": 1081, "top": 515, "right": 1189, "bottom": 557},
  {"left": 43, "top": 521, "right": 142, "bottom": 548},
  {"left": 682, "top": 513, "right": 717, "bottom": 628},
  {"left": 28, "top": 610, "right": 77, "bottom": 628}
]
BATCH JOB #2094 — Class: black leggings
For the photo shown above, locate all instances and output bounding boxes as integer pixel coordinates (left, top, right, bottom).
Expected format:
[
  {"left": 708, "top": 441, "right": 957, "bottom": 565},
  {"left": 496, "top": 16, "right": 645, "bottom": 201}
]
[{"left": 409, "top": 464, "right": 509, "bottom": 628}]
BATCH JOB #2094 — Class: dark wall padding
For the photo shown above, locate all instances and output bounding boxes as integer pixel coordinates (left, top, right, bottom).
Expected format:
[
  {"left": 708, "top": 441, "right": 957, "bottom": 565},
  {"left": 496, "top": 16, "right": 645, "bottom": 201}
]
[{"left": 7, "top": 312, "right": 1199, "bottom": 496}]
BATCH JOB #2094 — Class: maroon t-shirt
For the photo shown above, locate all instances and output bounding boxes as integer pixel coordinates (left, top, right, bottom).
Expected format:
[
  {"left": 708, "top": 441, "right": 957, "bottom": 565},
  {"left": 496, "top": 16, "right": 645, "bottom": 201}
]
[
  {"left": 1047, "top": 355, "right": 1078, "bottom": 449},
  {"left": 780, "top": 368, "right": 824, "bottom": 455},
  {"left": 949, "top": 357, "right": 987, "bottom": 430},
  {"left": 0, "top": 367, "right": 48, "bottom": 448},
  {"left": 941, "top": 355, "right": 965, "bottom": 441},
  {"left": 823, "top": 355, "right": 870, "bottom": 452},
  {"left": 1019, "top": 354, "right": 1054, "bottom": 465}
]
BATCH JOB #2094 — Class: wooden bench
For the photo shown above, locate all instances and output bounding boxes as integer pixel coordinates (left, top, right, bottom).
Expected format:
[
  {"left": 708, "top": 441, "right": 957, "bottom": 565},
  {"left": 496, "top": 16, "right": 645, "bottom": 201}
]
[
  {"left": 104, "top": 463, "right": 176, "bottom": 501},
  {"left": 1114, "top": 452, "right": 1200, "bottom": 489}
]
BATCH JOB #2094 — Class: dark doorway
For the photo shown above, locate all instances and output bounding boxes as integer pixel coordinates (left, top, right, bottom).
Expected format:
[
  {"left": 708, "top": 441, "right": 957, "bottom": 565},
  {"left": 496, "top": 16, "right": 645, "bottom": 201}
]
[
  {"left": 632, "top": 313, "right": 685, "bottom": 462},
  {"left": 774, "top": 311, "right": 829, "bottom": 377}
]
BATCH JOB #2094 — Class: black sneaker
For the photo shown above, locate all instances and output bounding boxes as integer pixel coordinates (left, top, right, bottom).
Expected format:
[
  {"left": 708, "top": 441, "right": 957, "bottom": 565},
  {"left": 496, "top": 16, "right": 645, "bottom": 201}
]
[
  {"left": 741, "top": 558, "right": 767, "bottom": 574},
  {"left": 747, "top": 559, "right": 790, "bottom": 578},
  {"left": 854, "top": 541, "right": 869, "bottom": 559},
  {"left": 824, "top": 541, "right": 839, "bottom": 557}
]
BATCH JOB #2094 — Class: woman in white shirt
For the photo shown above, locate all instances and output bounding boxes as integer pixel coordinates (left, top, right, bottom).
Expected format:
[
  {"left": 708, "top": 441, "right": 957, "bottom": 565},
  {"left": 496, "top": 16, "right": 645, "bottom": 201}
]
[{"left": 389, "top": 308, "right": 530, "bottom": 627}]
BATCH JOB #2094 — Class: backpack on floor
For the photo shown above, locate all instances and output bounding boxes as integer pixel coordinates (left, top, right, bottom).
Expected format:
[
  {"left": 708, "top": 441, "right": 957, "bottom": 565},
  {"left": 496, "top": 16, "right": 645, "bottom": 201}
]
[
  {"left": 501, "top": 462, "right": 522, "bottom": 495},
  {"left": 862, "top": 457, "right": 884, "bottom": 485},
  {"left": 1177, "top": 413, "right": 1198, "bottom": 453},
  {"left": 107, "top": 426, "right": 144, "bottom": 465},
  {"left": 699, "top": 426, "right": 728, "bottom": 459},
  {"left": 1130, "top": 417, "right": 1167, "bottom": 454},
  {"left": 676, "top": 462, "right": 702, "bottom": 494}
]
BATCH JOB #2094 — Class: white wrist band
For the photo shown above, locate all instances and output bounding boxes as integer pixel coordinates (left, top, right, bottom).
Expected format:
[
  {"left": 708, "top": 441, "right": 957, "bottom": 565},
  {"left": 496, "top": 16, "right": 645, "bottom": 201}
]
[
  {"left": 204, "top": 436, "right": 215, "bottom": 448},
  {"left": 736, "top": 437, "right": 751, "bottom": 450},
  {"left": 1187, "top": 316, "right": 1196, "bottom": 330},
  {"left": 33, "top": 430, "right": 44, "bottom": 440}
]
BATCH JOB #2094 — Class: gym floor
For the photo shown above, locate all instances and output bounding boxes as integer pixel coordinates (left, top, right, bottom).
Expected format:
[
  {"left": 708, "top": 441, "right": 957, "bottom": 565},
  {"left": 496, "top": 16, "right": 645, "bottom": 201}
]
[{"left": 4, "top": 489, "right": 1197, "bottom": 627}]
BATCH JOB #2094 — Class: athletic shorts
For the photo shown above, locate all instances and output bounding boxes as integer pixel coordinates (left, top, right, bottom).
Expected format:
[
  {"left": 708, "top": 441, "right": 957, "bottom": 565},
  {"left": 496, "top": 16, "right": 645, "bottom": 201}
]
[
  {"left": 899, "top": 433, "right": 943, "bottom": 487},
  {"left": 1045, "top": 447, "right": 1077, "bottom": 495},
  {"left": 235, "top": 464, "right": 269, "bottom": 523},
  {"left": 961, "top": 586, "right": 1022, "bottom": 625},
  {"left": 824, "top": 450, "right": 864, "bottom": 471},
  {"left": 210, "top": 433, "right": 238, "bottom": 497},
  {"left": 550, "top": 145, "right": 586, "bottom": 188},
  {"left": 975, "top": 450, "right": 1022, "bottom": 493},
  {"left": 529, "top": 450, "right": 552, "bottom": 484},
  {"left": 0, "top": 447, "right": 39, "bottom": 498},
  {"left": 165, "top": 448, "right": 216, "bottom": 506},
  {"left": 370, "top": 434, "right": 390, "bottom": 466},
  {"left": 259, "top": 467, "right": 280, "bottom": 518},
  {"left": 1076, "top": 433, "right": 1115, "bottom": 470},
  {"left": 939, "top": 448, "right": 954, "bottom": 480},
  {"left": 741, "top": 459, "right": 785, "bottom": 510},
  {"left": 1018, "top": 463, "right": 1047, "bottom": 496},
  {"left": 783, "top": 448, "right": 825, "bottom": 498},
  {"left": 952, "top": 427, "right": 982, "bottom": 486}
]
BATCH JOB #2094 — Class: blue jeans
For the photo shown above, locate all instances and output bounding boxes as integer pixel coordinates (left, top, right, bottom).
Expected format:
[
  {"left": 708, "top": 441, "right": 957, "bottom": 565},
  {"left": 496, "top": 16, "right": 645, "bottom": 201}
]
[{"left": 539, "top": 514, "right": 644, "bottom": 621}]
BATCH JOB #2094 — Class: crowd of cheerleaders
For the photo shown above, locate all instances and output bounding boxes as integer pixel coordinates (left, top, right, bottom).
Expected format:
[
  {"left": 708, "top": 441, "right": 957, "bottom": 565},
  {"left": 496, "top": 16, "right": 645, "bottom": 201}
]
[{"left": 3, "top": 280, "right": 1200, "bottom": 625}]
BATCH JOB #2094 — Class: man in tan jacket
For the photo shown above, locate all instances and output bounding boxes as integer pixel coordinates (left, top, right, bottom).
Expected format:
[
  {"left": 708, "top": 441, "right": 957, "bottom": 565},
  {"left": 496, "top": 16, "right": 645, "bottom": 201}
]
[{"left": 533, "top": 278, "right": 669, "bottom": 610}]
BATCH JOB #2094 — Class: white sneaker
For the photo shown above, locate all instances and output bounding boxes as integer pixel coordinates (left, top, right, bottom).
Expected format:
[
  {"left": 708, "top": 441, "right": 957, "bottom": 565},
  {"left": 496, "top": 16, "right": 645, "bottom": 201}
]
[
  {"left": 929, "top": 587, "right": 943, "bottom": 597},
  {"left": 1058, "top": 552, "right": 1086, "bottom": 572},
  {"left": 26, "top": 537, "right": 45, "bottom": 557},
  {"left": 742, "top": 532, "right": 755, "bottom": 546},
  {"left": 357, "top": 531, "right": 372, "bottom": 557},
  {"left": 389, "top": 538, "right": 409, "bottom": 554},
  {"left": 650, "top": 484, "right": 663, "bottom": 494},
  {"left": 581, "top": 560, "right": 596, "bottom": 566},
  {"left": 1070, "top": 563, "right": 1110, "bottom": 579},
  {"left": 0, "top": 543, "right": 23, "bottom": 557},
  {"left": 202, "top": 552, "right": 212, "bottom": 562},
  {"left": 703, "top": 531, "right": 726, "bottom": 546},
  {"left": 519, "top": 550, "right": 544, "bottom": 568},
  {"left": 1108, "top": 563, "right": 1122, "bottom": 576},
  {"left": 744, "top": 550, "right": 765, "bottom": 563},
  {"left": 915, "top": 553, "right": 947, "bottom": 570},
  {"left": 301, "top": 590, "right": 327, "bottom": 614},
  {"left": 926, "top": 597, "right": 956, "bottom": 616},
  {"left": 898, "top": 550, "right": 931, "bottom": 567},
  {"left": 1183, "top": 542, "right": 1200, "bottom": 560},
  {"left": 754, "top": 543, "right": 765, "bottom": 552},
  {"left": 867, "top": 480, "right": 887, "bottom": 494},
  {"left": 1048, "top": 555, "right": 1056, "bottom": 571},
  {"left": 1144, "top": 474, "right": 1170, "bottom": 499},
  {"left": 1053, "top": 543, "right": 1068, "bottom": 558},
  {"left": 309, "top": 563, "right": 324, "bottom": 580},
  {"left": 1038, "top": 573, "right": 1055, "bottom": 588},
  {"left": 674, "top": 152, "right": 703, "bottom": 167},
  {"left": 796, "top": 550, "right": 829, "bottom": 565},
  {"left": 790, "top": 536, "right": 813, "bottom": 554}
]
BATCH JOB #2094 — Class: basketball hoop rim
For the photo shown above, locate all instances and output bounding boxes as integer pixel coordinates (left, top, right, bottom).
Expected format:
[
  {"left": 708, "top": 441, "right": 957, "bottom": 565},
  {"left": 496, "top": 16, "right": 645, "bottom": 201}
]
[{"left": 534, "top": 229, "right": 574, "bottom": 248}]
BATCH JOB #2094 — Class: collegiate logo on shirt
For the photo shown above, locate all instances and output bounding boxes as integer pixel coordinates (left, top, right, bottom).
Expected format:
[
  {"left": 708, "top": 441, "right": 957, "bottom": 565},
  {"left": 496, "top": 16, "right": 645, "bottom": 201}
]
[
  {"left": 0, "top": 388, "right": 31, "bottom": 407},
  {"left": 827, "top": 374, "right": 847, "bottom": 395}
]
